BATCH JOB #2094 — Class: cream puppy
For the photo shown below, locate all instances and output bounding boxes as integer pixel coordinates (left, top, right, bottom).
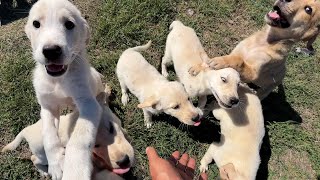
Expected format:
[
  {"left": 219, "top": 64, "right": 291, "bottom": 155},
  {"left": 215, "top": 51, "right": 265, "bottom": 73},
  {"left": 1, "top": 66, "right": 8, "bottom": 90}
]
[
  {"left": 199, "top": 86, "right": 265, "bottom": 180},
  {"left": 116, "top": 41, "right": 203, "bottom": 128},
  {"left": 162, "top": 21, "right": 241, "bottom": 110},
  {"left": 2, "top": 92, "right": 135, "bottom": 180},
  {"left": 25, "top": 0, "right": 104, "bottom": 179}
]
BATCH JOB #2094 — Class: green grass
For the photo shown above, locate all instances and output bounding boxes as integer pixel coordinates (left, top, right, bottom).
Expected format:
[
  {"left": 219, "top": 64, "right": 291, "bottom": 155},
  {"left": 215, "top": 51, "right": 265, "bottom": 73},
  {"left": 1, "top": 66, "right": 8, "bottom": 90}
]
[{"left": 1, "top": 0, "right": 319, "bottom": 179}]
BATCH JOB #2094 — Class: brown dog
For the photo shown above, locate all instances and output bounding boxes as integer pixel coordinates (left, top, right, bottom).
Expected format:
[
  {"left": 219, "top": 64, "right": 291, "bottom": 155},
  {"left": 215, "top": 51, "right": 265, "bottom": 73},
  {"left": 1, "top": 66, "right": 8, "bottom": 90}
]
[{"left": 190, "top": 0, "right": 320, "bottom": 99}]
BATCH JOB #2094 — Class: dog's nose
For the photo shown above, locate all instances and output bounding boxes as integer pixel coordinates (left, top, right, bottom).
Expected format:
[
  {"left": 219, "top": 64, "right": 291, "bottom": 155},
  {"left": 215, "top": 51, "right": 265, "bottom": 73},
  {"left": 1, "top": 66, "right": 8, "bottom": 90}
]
[
  {"left": 43, "top": 45, "right": 62, "bottom": 60},
  {"left": 192, "top": 114, "right": 200, "bottom": 122},
  {"left": 116, "top": 155, "right": 130, "bottom": 168},
  {"left": 230, "top": 97, "right": 239, "bottom": 106}
]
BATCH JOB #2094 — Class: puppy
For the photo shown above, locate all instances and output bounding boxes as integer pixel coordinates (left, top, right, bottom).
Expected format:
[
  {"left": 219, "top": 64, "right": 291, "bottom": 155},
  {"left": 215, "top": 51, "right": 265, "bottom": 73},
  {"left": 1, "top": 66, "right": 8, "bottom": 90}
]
[
  {"left": 116, "top": 41, "right": 203, "bottom": 128},
  {"left": 189, "top": 0, "right": 320, "bottom": 99},
  {"left": 25, "top": 0, "right": 104, "bottom": 179},
  {"left": 199, "top": 86, "right": 265, "bottom": 180},
  {"left": 162, "top": 21, "right": 241, "bottom": 110},
  {"left": 2, "top": 92, "right": 135, "bottom": 180}
]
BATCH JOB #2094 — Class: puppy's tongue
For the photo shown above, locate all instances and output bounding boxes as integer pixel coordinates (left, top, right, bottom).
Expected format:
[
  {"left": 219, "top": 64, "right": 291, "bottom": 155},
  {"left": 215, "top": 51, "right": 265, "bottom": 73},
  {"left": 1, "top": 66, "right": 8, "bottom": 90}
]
[
  {"left": 112, "top": 167, "right": 130, "bottom": 174},
  {"left": 194, "top": 121, "right": 201, "bottom": 126},
  {"left": 268, "top": 11, "right": 280, "bottom": 20},
  {"left": 46, "top": 64, "right": 64, "bottom": 72}
]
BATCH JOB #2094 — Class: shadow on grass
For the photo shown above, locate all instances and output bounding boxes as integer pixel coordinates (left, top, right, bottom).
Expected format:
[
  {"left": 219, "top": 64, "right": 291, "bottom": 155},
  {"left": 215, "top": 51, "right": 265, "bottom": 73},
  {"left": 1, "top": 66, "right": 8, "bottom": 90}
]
[
  {"left": 0, "top": 0, "right": 35, "bottom": 25},
  {"left": 257, "top": 84, "right": 302, "bottom": 179}
]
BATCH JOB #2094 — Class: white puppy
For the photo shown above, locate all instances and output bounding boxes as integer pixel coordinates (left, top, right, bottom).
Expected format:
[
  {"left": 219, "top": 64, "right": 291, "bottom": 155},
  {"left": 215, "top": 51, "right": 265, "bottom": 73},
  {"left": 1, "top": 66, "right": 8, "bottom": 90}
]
[
  {"left": 25, "top": 0, "right": 103, "bottom": 179},
  {"left": 199, "top": 86, "right": 265, "bottom": 180},
  {"left": 116, "top": 41, "right": 203, "bottom": 128},
  {"left": 162, "top": 21, "right": 241, "bottom": 110},
  {"left": 2, "top": 92, "right": 135, "bottom": 180}
]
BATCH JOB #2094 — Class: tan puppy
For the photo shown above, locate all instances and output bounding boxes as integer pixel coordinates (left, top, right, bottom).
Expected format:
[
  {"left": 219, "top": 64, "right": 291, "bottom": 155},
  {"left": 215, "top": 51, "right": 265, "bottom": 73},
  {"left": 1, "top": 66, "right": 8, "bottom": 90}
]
[
  {"left": 116, "top": 41, "right": 203, "bottom": 128},
  {"left": 190, "top": 0, "right": 320, "bottom": 99},
  {"left": 199, "top": 86, "right": 265, "bottom": 180},
  {"left": 162, "top": 21, "right": 241, "bottom": 110},
  {"left": 2, "top": 92, "right": 135, "bottom": 179}
]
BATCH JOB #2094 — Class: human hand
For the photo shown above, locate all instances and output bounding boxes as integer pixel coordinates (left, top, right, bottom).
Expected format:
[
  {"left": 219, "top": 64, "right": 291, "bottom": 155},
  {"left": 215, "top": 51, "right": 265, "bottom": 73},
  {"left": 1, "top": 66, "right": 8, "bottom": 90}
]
[{"left": 146, "top": 147, "right": 208, "bottom": 180}]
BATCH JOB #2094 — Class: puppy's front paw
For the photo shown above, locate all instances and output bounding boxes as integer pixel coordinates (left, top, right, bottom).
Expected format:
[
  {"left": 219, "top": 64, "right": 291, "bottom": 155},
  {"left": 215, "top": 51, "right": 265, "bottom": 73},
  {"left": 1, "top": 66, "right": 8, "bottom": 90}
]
[
  {"left": 188, "top": 64, "right": 203, "bottom": 76},
  {"left": 295, "top": 47, "right": 315, "bottom": 56},
  {"left": 208, "top": 57, "right": 228, "bottom": 70},
  {"left": 162, "top": 69, "right": 169, "bottom": 78},
  {"left": 199, "top": 163, "right": 208, "bottom": 173},
  {"left": 121, "top": 93, "right": 129, "bottom": 106},
  {"left": 48, "top": 163, "right": 63, "bottom": 180},
  {"left": 145, "top": 121, "right": 153, "bottom": 128}
]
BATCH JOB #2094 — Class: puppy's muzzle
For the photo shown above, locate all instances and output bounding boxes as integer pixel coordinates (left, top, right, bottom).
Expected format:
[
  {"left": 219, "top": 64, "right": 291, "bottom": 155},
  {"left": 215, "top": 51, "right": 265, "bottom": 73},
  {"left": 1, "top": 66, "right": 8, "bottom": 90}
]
[
  {"left": 229, "top": 97, "right": 239, "bottom": 106},
  {"left": 116, "top": 154, "right": 131, "bottom": 168}
]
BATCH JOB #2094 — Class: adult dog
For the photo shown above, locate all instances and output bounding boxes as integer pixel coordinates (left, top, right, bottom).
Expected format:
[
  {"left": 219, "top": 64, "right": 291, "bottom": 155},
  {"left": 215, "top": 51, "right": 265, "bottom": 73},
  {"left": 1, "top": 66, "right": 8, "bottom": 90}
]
[
  {"left": 25, "top": 0, "right": 104, "bottom": 179},
  {"left": 2, "top": 92, "right": 135, "bottom": 180},
  {"left": 162, "top": 21, "right": 241, "bottom": 110},
  {"left": 116, "top": 41, "right": 202, "bottom": 128},
  {"left": 199, "top": 86, "right": 265, "bottom": 180},
  {"left": 189, "top": 0, "right": 320, "bottom": 99}
]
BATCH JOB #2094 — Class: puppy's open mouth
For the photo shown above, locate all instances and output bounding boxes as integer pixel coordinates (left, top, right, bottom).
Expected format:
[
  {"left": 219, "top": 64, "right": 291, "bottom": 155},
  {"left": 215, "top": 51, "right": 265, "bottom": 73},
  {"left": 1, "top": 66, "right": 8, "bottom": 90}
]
[
  {"left": 45, "top": 64, "right": 68, "bottom": 77},
  {"left": 212, "top": 91, "right": 232, "bottom": 109},
  {"left": 266, "top": 6, "right": 290, "bottom": 28}
]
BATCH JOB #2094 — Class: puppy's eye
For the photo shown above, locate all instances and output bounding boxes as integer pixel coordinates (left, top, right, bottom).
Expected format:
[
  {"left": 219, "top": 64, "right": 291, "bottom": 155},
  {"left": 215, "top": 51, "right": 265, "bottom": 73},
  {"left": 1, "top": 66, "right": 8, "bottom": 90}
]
[
  {"left": 65, "top": 21, "right": 75, "bottom": 30},
  {"left": 221, "top": 77, "right": 227, "bottom": 83},
  {"left": 172, "top": 104, "right": 180, "bottom": 110},
  {"left": 33, "top": 21, "right": 40, "bottom": 28},
  {"left": 109, "top": 121, "right": 114, "bottom": 134},
  {"left": 305, "top": 6, "right": 312, "bottom": 15},
  {"left": 94, "top": 144, "right": 100, "bottom": 148}
]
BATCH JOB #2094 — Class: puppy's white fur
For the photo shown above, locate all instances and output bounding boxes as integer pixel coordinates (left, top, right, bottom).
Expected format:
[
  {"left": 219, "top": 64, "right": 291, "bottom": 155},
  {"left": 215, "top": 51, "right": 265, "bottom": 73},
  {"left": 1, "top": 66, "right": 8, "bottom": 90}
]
[
  {"left": 162, "top": 21, "right": 240, "bottom": 110},
  {"left": 116, "top": 41, "right": 202, "bottom": 128},
  {"left": 2, "top": 92, "right": 135, "bottom": 180},
  {"left": 25, "top": 0, "right": 103, "bottom": 179},
  {"left": 199, "top": 86, "right": 265, "bottom": 180}
]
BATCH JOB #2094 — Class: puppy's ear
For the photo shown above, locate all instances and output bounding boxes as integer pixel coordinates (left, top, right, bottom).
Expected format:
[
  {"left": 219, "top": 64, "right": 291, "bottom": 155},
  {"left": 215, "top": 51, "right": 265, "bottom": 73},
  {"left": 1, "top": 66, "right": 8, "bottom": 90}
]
[
  {"left": 80, "top": 17, "right": 90, "bottom": 45},
  {"left": 96, "top": 92, "right": 106, "bottom": 105},
  {"left": 137, "top": 96, "right": 160, "bottom": 109},
  {"left": 219, "top": 163, "right": 237, "bottom": 180},
  {"left": 24, "top": 22, "right": 32, "bottom": 40}
]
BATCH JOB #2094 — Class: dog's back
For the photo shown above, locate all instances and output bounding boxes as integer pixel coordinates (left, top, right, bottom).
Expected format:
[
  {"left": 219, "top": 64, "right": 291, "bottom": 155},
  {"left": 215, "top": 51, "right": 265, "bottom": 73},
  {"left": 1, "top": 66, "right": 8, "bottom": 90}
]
[{"left": 116, "top": 41, "right": 167, "bottom": 97}]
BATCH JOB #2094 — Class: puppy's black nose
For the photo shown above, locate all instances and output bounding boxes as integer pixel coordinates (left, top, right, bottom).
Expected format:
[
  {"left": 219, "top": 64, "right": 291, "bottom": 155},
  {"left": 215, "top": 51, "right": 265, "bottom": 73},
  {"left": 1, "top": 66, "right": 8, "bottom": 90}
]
[
  {"left": 116, "top": 155, "right": 130, "bottom": 168},
  {"left": 192, "top": 114, "right": 200, "bottom": 122},
  {"left": 43, "top": 45, "right": 62, "bottom": 60},
  {"left": 230, "top": 97, "right": 239, "bottom": 106}
]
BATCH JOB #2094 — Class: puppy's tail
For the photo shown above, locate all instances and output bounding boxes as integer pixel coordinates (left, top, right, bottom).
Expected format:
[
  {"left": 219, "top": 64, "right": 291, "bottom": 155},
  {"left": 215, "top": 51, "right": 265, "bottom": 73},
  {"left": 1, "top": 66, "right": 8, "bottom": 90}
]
[
  {"left": 2, "top": 130, "right": 25, "bottom": 152},
  {"left": 169, "top": 20, "right": 184, "bottom": 31},
  {"left": 129, "top": 40, "right": 152, "bottom": 52}
]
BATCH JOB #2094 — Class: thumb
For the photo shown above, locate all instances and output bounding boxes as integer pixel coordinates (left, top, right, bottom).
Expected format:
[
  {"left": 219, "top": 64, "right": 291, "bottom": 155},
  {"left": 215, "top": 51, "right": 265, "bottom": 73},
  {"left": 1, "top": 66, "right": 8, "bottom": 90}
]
[{"left": 146, "top": 147, "right": 160, "bottom": 163}]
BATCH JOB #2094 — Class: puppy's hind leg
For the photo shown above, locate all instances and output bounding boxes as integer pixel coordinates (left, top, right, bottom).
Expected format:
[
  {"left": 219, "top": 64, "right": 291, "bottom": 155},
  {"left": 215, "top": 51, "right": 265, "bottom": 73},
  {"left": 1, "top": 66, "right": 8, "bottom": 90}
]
[
  {"left": 31, "top": 155, "right": 49, "bottom": 177},
  {"left": 161, "top": 46, "right": 172, "bottom": 78},
  {"left": 119, "top": 80, "right": 129, "bottom": 106},
  {"left": 143, "top": 109, "right": 153, "bottom": 128}
]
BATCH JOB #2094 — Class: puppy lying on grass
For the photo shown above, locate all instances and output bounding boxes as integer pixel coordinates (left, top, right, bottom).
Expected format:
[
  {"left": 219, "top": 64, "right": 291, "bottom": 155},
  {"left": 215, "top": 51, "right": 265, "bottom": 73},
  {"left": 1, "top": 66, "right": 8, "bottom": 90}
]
[
  {"left": 116, "top": 41, "right": 203, "bottom": 128},
  {"left": 2, "top": 91, "right": 135, "bottom": 180},
  {"left": 199, "top": 86, "right": 265, "bottom": 180},
  {"left": 190, "top": 0, "right": 320, "bottom": 99},
  {"left": 162, "top": 20, "right": 241, "bottom": 110}
]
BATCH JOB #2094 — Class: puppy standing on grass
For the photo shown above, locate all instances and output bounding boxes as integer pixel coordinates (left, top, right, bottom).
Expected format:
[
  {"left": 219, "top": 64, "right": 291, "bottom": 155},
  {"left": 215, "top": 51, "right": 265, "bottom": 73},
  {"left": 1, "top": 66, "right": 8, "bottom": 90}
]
[
  {"left": 199, "top": 86, "right": 265, "bottom": 180},
  {"left": 162, "top": 21, "right": 241, "bottom": 110},
  {"left": 190, "top": 0, "right": 320, "bottom": 99},
  {"left": 116, "top": 41, "right": 203, "bottom": 128},
  {"left": 2, "top": 91, "right": 135, "bottom": 180},
  {"left": 25, "top": 0, "right": 104, "bottom": 179}
]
